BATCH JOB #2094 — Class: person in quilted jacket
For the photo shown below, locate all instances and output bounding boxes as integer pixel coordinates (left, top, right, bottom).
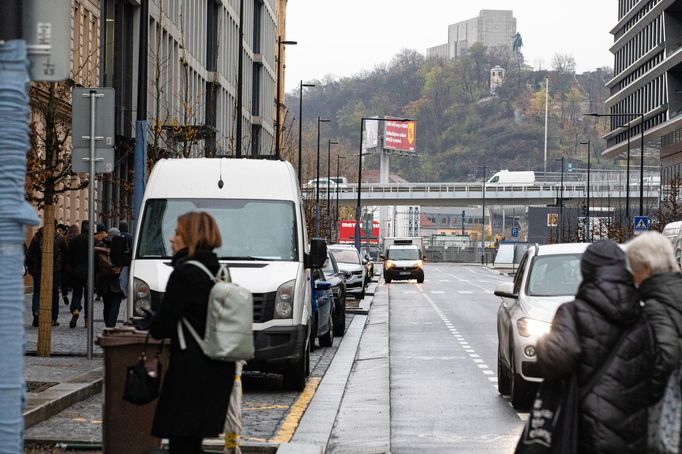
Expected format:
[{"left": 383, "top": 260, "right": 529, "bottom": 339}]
[
  {"left": 536, "top": 240, "right": 659, "bottom": 454},
  {"left": 626, "top": 232, "right": 682, "bottom": 399}
]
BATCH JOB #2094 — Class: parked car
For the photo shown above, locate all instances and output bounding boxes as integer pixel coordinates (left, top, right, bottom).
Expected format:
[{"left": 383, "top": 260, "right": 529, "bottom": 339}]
[
  {"left": 367, "top": 245, "right": 383, "bottom": 262},
  {"left": 662, "top": 221, "right": 682, "bottom": 267},
  {"left": 328, "top": 245, "right": 366, "bottom": 299},
  {"left": 304, "top": 178, "right": 337, "bottom": 190},
  {"left": 321, "top": 252, "right": 347, "bottom": 336},
  {"left": 361, "top": 248, "right": 374, "bottom": 284},
  {"left": 382, "top": 244, "right": 425, "bottom": 283},
  {"left": 495, "top": 242, "right": 589, "bottom": 409},
  {"left": 310, "top": 268, "right": 335, "bottom": 349}
]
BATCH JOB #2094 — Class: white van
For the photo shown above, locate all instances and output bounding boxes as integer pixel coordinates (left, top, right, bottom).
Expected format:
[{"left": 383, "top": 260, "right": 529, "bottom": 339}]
[
  {"left": 126, "top": 158, "right": 326, "bottom": 390},
  {"left": 487, "top": 170, "right": 535, "bottom": 185}
]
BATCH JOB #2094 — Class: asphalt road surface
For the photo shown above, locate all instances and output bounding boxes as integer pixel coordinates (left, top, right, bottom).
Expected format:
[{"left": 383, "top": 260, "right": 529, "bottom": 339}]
[{"left": 389, "top": 263, "right": 525, "bottom": 453}]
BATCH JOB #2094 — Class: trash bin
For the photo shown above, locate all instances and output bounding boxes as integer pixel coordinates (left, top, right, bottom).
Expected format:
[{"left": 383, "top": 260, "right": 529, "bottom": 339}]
[{"left": 97, "top": 327, "right": 169, "bottom": 454}]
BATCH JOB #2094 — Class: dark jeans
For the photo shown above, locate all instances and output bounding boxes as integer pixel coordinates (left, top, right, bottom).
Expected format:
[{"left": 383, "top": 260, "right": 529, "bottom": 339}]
[
  {"left": 102, "top": 292, "right": 122, "bottom": 328},
  {"left": 70, "top": 277, "right": 88, "bottom": 318},
  {"left": 31, "top": 272, "right": 60, "bottom": 321},
  {"left": 168, "top": 437, "right": 204, "bottom": 454}
]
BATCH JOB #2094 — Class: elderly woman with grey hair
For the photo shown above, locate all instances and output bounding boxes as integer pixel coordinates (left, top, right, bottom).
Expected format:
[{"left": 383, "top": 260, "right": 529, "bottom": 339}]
[{"left": 626, "top": 231, "right": 682, "bottom": 398}]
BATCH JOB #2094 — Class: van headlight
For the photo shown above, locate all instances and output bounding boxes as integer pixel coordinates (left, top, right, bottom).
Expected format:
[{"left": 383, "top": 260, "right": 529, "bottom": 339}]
[
  {"left": 416, "top": 260, "right": 423, "bottom": 268},
  {"left": 275, "top": 280, "right": 295, "bottom": 319},
  {"left": 385, "top": 260, "right": 395, "bottom": 269},
  {"left": 133, "top": 277, "right": 152, "bottom": 317},
  {"left": 517, "top": 318, "right": 551, "bottom": 337}
]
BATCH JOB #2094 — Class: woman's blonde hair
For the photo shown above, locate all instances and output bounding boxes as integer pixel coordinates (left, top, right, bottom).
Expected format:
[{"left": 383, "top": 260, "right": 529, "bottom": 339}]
[{"left": 175, "top": 212, "right": 222, "bottom": 257}]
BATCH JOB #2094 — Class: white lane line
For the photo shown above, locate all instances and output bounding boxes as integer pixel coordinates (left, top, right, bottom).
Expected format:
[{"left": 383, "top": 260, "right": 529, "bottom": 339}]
[
  {"left": 403, "top": 290, "right": 418, "bottom": 294},
  {"left": 469, "top": 354, "right": 480, "bottom": 358},
  {"left": 457, "top": 291, "right": 473, "bottom": 294},
  {"left": 488, "top": 377, "right": 498, "bottom": 382},
  {"left": 473, "top": 359, "right": 484, "bottom": 363},
  {"left": 439, "top": 279, "right": 450, "bottom": 282},
  {"left": 431, "top": 291, "right": 445, "bottom": 294},
  {"left": 483, "top": 370, "right": 495, "bottom": 375},
  {"left": 477, "top": 364, "right": 489, "bottom": 369}
]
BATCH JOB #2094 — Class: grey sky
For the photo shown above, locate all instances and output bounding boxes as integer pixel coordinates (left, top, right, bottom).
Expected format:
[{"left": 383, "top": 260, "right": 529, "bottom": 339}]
[{"left": 284, "top": 1, "right": 616, "bottom": 92}]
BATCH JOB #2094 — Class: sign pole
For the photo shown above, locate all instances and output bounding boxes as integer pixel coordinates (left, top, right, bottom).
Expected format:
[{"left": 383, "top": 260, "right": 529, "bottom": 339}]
[{"left": 86, "top": 90, "right": 100, "bottom": 360}]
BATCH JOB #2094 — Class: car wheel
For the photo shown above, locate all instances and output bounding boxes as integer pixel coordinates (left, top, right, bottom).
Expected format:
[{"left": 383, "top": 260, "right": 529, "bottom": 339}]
[
  {"left": 333, "top": 300, "right": 346, "bottom": 337},
  {"left": 416, "top": 276, "right": 424, "bottom": 284},
  {"left": 319, "top": 308, "right": 334, "bottom": 347},
  {"left": 357, "top": 290, "right": 365, "bottom": 300},
  {"left": 497, "top": 347, "right": 511, "bottom": 396},
  {"left": 510, "top": 349, "right": 536, "bottom": 409},
  {"left": 283, "top": 342, "right": 309, "bottom": 391}
]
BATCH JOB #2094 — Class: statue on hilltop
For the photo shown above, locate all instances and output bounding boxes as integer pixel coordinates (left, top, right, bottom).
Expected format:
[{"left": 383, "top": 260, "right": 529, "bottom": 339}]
[{"left": 512, "top": 32, "right": 523, "bottom": 53}]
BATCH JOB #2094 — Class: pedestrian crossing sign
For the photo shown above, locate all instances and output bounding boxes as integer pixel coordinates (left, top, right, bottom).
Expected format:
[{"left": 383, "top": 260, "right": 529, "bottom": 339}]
[{"left": 633, "top": 216, "right": 649, "bottom": 233}]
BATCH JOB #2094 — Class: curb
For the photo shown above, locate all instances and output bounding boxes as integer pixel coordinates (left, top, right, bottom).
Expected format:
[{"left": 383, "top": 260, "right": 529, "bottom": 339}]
[
  {"left": 282, "top": 310, "right": 369, "bottom": 452},
  {"left": 24, "top": 368, "right": 103, "bottom": 428}
]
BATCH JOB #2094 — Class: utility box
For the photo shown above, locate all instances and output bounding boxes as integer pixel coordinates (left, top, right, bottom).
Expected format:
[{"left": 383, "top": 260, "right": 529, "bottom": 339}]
[{"left": 97, "top": 328, "right": 169, "bottom": 454}]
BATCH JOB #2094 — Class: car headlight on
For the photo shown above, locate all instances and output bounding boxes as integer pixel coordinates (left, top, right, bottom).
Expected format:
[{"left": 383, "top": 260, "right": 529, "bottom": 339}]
[
  {"left": 517, "top": 318, "right": 551, "bottom": 337},
  {"left": 416, "top": 260, "right": 423, "bottom": 268},
  {"left": 385, "top": 260, "right": 395, "bottom": 269},
  {"left": 275, "top": 279, "right": 295, "bottom": 319},
  {"left": 133, "top": 277, "right": 152, "bottom": 317}
]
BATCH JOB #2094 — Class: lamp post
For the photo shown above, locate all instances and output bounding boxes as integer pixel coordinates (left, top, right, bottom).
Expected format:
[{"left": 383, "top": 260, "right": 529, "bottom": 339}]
[
  {"left": 580, "top": 140, "right": 591, "bottom": 242},
  {"left": 327, "top": 139, "right": 339, "bottom": 241},
  {"left": 315, "top": 117, "right": 330, "bottom": 237},
  {"left": 584, "top": 112, "right": 645, "bottom": 224},
  {"left": 355, "top": 116, "right": 413, "bottom": 253},
  {"left": 298, "top": 81, "right": 315, "bottom": 187},
  {"left": 555, "top": 157, "right": 565, "bottom": 242},
  {"left": 480, "top": 165, "right": 487, "bottom": 265},
  {"left": 275, "top": 37, "right": 297, "bottom": 159},
  {"left": 336, "top": 154, "right": 347, "bottom": 242}
]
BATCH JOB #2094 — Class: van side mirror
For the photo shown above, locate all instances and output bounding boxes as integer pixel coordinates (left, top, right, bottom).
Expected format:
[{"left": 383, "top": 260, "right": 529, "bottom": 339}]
[
  {"left": 307, "top": 239, "right": 327, "bottom": 269},
  {"left": 110, "top": 236, "right": 131, "bottom": 267}
]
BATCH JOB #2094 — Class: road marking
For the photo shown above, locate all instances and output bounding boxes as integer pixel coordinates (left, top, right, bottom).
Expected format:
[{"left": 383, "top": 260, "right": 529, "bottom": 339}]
[
  {"left": 431, "top": 290, "right": 446, "bottom": 294},
  {"left": 483, "top": 370, "right": 495, "bottom": 375},
  {"left": 403, "top": 290, "right": 418, "bottom": 294},
  {"left": 477, "top": 364, "right": 489, "bottom": 369},
  {"left": 469, "top": 353, "right": 479, "bottom": 358},
  {"left": 439, "top": 279, "right": 450, "bottom": 282},
  {"left": 270, "top": 377, "right": 322, "bottom": 444},
  {"left": 473, "top": 359, "right": 484, "bottom": 363},
  {"left": 457, "top": 291, "right": 473, "bottom": 294},
  {"left": 488, "top": 377, "right": 498, "bottom": 382}
]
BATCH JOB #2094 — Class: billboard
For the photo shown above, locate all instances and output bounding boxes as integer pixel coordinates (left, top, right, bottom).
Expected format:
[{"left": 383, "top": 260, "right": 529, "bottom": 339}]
[
  {"left": 384, "top": 120, "right": 416, "bottom": 152},
  {"left": 363, "top": 118, "right": 379, "bottom": 151},
  {"left": 338, "top": 220, "right": 381, "bottom": 245}
]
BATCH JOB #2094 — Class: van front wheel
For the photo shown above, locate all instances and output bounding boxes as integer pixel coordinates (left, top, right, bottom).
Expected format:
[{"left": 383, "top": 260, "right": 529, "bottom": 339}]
[{"left": 283, "top": 343, "right": 309, "bottom": 391}]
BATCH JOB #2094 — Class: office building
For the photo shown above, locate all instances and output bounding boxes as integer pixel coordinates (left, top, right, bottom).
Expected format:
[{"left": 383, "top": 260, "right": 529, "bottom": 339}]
[
  {"left": 604, "top": 0, "right": 682, "bottom": 190},
  {"left": 427, "top": 10, "right": 516, "bottom": 59}
]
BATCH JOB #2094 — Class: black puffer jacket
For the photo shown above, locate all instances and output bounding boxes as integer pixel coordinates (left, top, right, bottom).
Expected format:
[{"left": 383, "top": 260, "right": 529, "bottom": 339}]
[
  {"left": 536, "top": 241, "right": 656, "bottom": 454},
  {"left": 640, "top": 272, "right": 682, "bottom": 399}
]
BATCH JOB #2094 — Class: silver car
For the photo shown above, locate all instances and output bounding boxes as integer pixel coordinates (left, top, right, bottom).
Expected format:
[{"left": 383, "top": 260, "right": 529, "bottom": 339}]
[
  {"left": 495, "top": 243, "right": 589, "bottom": 408},
  {"left": 328, "top": 245, "right": 367, "bottom": 299}
]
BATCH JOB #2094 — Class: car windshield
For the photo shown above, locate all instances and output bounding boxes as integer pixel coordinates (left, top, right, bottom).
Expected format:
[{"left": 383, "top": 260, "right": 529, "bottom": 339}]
[
  {"left": 322, "top": 256, "right": 335, "bottom": 275},
  {"left": 136, "top": 199, "right": 297, "bottom": 261},
  {"left": 527, "top": 254, "right": 582, "bottom": 297},
  {"left": 388, "top": 248, "right": 420, "bottom": 260},
  {"left": 330, "top": 249, "right": 360, "bottom": 264}
]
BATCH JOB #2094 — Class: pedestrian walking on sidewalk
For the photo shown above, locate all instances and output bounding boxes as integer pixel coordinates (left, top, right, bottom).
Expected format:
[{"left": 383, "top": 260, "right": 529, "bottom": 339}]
[
  {"left": 67, "top": 220, "right": 90, "bottom": 328},
  {"left": 60, "top": 223, "right": 80, "bottom": 307},
  {"left": 26, "top": 225, "right": 63, "bottom": 327},
  {"left": 150, "top": 212, "right": 235, "bottom": 454},
  {"left": 96, "top": 228, "right": 124, "bottom": 328},
  {"left": 535, "top": 240, "right": 661, "bottom": 454}
]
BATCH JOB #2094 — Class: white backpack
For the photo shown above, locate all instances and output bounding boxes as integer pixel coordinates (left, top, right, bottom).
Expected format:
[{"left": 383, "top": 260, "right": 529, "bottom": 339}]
[{"left": 177, "top": 260, "right": 254, "bottom": 361}]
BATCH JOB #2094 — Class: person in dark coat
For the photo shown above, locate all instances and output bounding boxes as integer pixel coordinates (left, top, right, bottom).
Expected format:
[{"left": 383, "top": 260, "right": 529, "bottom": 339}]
[
  {"left": 95, "top": 228, "right": 124, "bottom": 328},
  {"left": 150, "top": 212, "right": 234, "bottom": 454},
  {"left": 536, "top": 240, "right": 659, "bottom": 454},
  {"left": 67, "top": 220, "right": 90, "bottom": 328},
  {"left": 27, "top": 226, "right": 63, "bottom": 327},
  {"left": 626, "top": 232, "right": 682, "bottom": 397}
]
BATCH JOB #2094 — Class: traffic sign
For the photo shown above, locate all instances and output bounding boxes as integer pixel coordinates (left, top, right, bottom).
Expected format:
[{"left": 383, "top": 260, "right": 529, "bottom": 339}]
[
  {"left": 567, "top": 163, "right": 573, "bottom": 172},
  {"left": 633, "top": 216, "right": 650, "bottom": 233},
  {"left": 71, "top": 148, "right": 114, "bottom": 173},
  {"left": 511, "top": 227, "right": 520, "bottom": 238},
  {"left": 71, "top": 88, "right": 116, "bottom": 149}
]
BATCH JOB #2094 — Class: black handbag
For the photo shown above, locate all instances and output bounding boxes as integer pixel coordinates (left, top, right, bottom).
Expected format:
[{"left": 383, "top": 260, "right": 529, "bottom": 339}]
[
  {"left": 515, "top": 375, "right": 579, "bottom": 454},
  {"left": 123, "top": 332, "right": 164, "bottom": 405}
]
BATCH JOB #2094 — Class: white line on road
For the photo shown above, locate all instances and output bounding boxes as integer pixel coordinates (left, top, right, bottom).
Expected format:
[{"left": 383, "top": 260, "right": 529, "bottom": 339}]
[
  {"left": 431, "top": 291, "right": 446, "bottom": 294},
  {"left": 457, "top": 291, "right": 473, "bottom": 294}
]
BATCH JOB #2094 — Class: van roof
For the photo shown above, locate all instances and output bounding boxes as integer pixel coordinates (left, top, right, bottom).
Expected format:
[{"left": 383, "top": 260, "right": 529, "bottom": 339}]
[{"left": 145, "top": 158, "right": 299, "bottom": 201}]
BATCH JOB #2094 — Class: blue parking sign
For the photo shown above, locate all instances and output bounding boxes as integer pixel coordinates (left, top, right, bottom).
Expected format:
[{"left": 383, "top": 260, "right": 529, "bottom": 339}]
[
  {"left": 511, "top": 227, "right": 519, "bottom": 238},
  {"left": 633, "top": 216, "right": 649, "bottom": 233}
]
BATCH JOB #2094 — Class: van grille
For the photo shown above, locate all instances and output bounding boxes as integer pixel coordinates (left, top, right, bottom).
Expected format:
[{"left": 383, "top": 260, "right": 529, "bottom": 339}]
[{"left": 253, "top": 292, "right": 276, "bottom": 323}]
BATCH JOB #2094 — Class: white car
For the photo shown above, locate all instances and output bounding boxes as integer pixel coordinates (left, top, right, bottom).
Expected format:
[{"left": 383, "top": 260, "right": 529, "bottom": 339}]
[
  {"left": 305, "top": 178, "right": 337, "bottom": 190},
  {"left": 328, "top": 245, "right": 367, "bottom": 299},
  {"left": 495, "top": 243, "right": 589, "bottom": 408}
]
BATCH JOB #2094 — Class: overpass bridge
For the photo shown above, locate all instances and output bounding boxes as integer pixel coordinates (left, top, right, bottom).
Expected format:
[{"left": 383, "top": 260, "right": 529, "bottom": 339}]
[{"left": 313, "top": 181, "right": 660, "bottom": 207}]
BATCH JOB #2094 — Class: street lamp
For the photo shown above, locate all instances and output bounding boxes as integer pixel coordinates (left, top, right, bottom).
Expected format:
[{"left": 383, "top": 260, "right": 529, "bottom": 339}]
[
  {"left": 480, "top": 165, "right": 487, "bottom": 265},
  {"left": 354, "top": 116, "right": 413, "bottom": 253},
  {"left": 327, "top": 139, "right": 339, "bottom": 241},
  {"left": 555, "top": 157, "right": 565, "bottom": 242},
  {"left": 584, "top": 112, "right": 645, "bottom": 224},
  {"left": 298, "top": 81, "right": 315, "bottom": 187},
  {"left": 275, "top": 37, "right": 297, "bottom": 159},
  {"left": 315, "top": 117, "right": 330, "bottom": 237},
  {"left": 580, "top": 140, "right": 591, "bottom": 242},
  {"left": 336, "top": 155, "right": 347, "bottom": 242}
]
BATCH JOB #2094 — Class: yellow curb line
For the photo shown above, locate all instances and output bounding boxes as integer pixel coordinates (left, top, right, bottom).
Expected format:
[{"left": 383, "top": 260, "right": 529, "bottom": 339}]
[{"left": 270, "top": 377, "right": 322, "bottom": 444}]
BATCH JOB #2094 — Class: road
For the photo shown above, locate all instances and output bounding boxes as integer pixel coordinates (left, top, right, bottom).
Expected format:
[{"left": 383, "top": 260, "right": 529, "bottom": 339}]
[{"left": 389, "top": 263, "right": 524, "bottom": 453}]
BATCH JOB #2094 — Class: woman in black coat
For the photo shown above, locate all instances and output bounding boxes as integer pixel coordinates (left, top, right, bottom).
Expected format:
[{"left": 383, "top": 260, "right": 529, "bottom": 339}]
[
  {"left": 536, "top": 241, "right": 658, "bottom": 454},
  {"left": 150, "top": 212, "right": 235, "bottom": 454}
]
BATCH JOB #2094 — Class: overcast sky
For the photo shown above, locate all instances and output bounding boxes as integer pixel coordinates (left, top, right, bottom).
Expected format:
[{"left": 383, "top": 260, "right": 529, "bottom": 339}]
[{"left": 284, "top": 1, "right": 616, "bottom": 92}]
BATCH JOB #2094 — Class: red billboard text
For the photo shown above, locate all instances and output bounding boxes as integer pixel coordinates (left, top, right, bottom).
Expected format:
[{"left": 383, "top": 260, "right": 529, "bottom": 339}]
[
  {"left": 384, "top": 120, "right": 416, "bottom": 152},
  {"left": 338, "top": 221, "right": 380, "bottom": 244}
]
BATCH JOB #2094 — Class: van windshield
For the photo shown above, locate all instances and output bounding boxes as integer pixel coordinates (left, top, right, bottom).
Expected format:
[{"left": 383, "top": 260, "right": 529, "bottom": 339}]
[
  {"left": 388, "top": 248, "right": 420, "bottom": 260},
  {"left": 136, "top": 199, "right": 298, "bottom": 261}
]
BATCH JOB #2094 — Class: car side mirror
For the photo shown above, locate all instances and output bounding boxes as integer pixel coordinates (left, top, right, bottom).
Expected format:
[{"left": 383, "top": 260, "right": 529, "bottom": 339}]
[
  {"left": 110, "top": 236, "right": 131, "bottom": 267},
  {"left": 494, "top": 282, "right": 517, "bottom": 299},
  {"left": 306, "top": 238, "right": 327, "bottom": 269}
]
